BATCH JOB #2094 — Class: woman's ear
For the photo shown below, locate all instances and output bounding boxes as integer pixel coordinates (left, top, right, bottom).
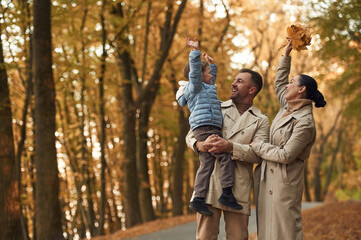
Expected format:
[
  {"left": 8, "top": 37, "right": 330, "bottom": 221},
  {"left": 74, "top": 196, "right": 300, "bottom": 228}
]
[{"left": 298, "top": 86, "right": 307, "bottom": 95}]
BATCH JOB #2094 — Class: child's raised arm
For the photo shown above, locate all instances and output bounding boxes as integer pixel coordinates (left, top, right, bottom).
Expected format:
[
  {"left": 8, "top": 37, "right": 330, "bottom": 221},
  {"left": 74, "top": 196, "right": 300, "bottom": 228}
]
[
  {"left": 202, "top": 53, "right": 214, "bottom": 65},
  {"left": 185, "top": 37, "right": 199, "bottom": 51},
  {"left": 203, "top": 53, "right": 217, "bottom": 85}
]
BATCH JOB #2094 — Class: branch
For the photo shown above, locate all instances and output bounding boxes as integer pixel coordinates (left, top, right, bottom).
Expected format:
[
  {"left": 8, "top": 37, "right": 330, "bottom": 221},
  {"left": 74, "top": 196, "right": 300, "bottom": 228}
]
[
  {"left": 135, "top": 0, "right": 188, "bottom": 107},
  {"left": 212, "top": 0, "right": 231, "bottom": 52}
]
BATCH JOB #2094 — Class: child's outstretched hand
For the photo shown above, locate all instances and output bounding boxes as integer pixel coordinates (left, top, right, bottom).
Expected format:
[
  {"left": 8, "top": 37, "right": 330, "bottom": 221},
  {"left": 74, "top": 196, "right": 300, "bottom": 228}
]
[
  {"left": 186, "top": 37, "right": 199, "bottom": 51},
  {"left": 203, "top": 53, "right": 214, "bottom": 64}
]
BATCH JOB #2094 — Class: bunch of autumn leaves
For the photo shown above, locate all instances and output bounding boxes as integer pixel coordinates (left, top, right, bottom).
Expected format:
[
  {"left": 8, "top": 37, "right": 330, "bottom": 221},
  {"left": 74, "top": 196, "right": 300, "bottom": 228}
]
[{"left": 281, "top": 24, "right": 312, "bottom": 51}]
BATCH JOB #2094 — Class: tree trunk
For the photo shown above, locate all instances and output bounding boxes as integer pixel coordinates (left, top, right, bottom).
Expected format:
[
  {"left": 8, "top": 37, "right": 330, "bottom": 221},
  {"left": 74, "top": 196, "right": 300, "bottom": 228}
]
[
  {"left": 16, "top": 1, "right": 33, "bottom": 237},
  {"left": 119, "top": 50, "right": 143, "bottom": 228},
  {"left": 97, "top": 0, "right": 108, "bottom": 235},
  {"left": 135, "top": 0, "right": 188, "bottom": 222},
  {"left": 313, "top": 152, "right": 322, "bottom": 202},
  {"left": 172, "top": 109, "right": 189, "bottom": 216},
  {"left": 114, "top": 0, "right": 188, "bottom": 225},
  {"left": 137, "top": 101, "right": 156, "bottom": 221},
  {"left": 313, "top": 111, "right": 342, "bottom": 202},
  {"left": 168, "top": 60, "right": 189, "bottom": 216},
  {"left": 198, "top": 0, "right": 203, "bottom": 48},
  {"left": 136, "top": 1, "right": 156, "bottom": 221},
  {"left": 33, "top": 0, "right": 64, "bottom": 239},
  {"left": 323, "top": 129, "right": 343, "bottom": 197},
  {"left": 303, "top": 160, "right": 311, "bottom": 201},
  {"left": 0, "top": 21, "right": 22, "bottom": 240},
  {"left": 30, "top": 154, "right": 37, "bottom": 240},
  {"left": 78, "top": 3, "right": 97, "bottom": 236}
]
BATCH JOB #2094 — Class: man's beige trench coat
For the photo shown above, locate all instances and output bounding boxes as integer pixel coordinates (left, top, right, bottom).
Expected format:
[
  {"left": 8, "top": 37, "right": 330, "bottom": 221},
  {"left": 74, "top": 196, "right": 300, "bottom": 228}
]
[
  {"left": 186, "top": 100, "right": 269, "bottom": 216},
  {"left": 252, "top": 56, "right": 317, "bottom": 240}
]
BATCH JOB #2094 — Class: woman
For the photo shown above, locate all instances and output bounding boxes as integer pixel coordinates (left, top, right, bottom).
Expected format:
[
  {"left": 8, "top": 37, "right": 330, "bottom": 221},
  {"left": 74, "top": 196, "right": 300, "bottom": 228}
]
[{"left": 251, "top": 39, "right": 326, "bottom": 240}]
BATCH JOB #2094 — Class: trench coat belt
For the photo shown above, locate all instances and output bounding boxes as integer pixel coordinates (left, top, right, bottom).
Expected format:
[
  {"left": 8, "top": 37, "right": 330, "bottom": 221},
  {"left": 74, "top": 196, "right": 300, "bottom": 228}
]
[{"left": 260, "top": 160, "right": 267, "bottom": 181}]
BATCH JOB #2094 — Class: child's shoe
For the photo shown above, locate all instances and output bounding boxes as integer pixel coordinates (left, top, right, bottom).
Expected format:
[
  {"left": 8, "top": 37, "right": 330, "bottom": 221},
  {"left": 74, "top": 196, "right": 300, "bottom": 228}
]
[
  {"left": 189, "top": 197, "right": 214, "bottom": 216},
  {"left": 218, "top": 193, "right": 243, "bottom": 210}
]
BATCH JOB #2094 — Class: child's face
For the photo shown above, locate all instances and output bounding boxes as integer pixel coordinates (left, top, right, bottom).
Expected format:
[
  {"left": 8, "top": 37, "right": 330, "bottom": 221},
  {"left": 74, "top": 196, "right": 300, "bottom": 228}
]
[{"left": 202, "top": 66, "right": 212, "bottom": 84}]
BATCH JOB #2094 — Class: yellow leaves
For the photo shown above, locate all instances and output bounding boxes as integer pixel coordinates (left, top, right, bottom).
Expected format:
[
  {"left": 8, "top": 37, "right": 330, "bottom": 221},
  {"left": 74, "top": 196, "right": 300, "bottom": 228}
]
[{"left": 286, "top": 24, "right": 312, "bottom": 51}]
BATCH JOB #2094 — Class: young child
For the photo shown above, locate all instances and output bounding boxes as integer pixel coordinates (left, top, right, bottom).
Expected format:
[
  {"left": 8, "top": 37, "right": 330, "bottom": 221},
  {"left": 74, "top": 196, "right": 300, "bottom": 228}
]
[{"left": 177, "top": 37, "right": 242, "bottom": 216}]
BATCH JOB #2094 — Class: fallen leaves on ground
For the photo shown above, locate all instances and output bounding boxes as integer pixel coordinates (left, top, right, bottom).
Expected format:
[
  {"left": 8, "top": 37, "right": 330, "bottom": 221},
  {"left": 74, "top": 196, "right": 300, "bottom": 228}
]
[
  {"left": 303, "top": 201, "right": 361, "bottom": 240},
  {"left": 91, "top": 201, "right": 361, "bottom": 239}
]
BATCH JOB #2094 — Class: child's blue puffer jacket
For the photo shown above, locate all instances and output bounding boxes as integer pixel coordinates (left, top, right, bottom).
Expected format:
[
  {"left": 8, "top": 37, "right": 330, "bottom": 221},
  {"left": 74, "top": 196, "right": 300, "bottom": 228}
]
[{"left": 178, "top": 50, "right": 223, "bottom": 130}]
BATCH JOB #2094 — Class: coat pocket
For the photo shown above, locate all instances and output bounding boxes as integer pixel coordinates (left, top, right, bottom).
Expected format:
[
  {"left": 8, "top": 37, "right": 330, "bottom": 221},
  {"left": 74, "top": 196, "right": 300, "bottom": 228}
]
[{"left": 281, "top": 164, "right": 289, "bottom": 185}]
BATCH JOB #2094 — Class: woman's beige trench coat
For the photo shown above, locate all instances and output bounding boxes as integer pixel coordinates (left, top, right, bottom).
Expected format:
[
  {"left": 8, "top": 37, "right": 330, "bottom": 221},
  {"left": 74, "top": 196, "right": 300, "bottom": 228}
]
[{"left": 252, "top": 56, "right": 317, "bottom": 240}]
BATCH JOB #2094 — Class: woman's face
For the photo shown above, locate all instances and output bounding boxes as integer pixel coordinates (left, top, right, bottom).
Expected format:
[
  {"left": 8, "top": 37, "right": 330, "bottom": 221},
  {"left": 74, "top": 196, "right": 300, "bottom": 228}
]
[{"left": 285, "top": 75, "right": 303, "bottom": 101}]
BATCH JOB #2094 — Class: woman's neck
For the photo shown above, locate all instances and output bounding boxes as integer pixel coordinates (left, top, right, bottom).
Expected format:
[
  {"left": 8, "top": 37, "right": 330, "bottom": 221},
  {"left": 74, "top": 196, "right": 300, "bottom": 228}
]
[{"left": 287, "top": 99, "right": 312, "bottom": 110}]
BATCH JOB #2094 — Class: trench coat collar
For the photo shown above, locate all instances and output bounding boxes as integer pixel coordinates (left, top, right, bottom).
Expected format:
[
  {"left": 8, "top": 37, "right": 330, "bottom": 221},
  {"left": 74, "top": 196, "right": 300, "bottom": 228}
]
[
  {"left": 222, "top": 100, "right": 263, "bottom": 139},
  {"left": 273, "top": 103, "right": 313, "bottom": 132}
]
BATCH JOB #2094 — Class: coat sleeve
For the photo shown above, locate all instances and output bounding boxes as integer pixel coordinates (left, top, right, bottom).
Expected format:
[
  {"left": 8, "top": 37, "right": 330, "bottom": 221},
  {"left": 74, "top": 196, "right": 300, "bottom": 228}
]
[
  {"left": 275, "top": 56, "right": 291, "bottom": 108},
  {"left": 209, "top": 64, "right": 217, "bottom": 85},
  {"left": 187, "top": 50, "right": 203, "bottom": 94},
  {"left": 232, "top": 116, "right": 270, "bottom": 164},
  {"left": 252, "top": 119, "right": 315, "bottom": 164},
  {"left": 185, "top": 129, "right": 198, "bottom": 153},
  {"left": 177, "top": 95, "right": 187, "bottom": 107}
]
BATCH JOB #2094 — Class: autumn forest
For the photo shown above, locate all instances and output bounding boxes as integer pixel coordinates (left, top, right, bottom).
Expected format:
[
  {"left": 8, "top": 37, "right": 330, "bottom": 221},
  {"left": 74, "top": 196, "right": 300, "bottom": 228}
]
[{"left": 0, "top": 0, "right": 360, "bottom": 239}]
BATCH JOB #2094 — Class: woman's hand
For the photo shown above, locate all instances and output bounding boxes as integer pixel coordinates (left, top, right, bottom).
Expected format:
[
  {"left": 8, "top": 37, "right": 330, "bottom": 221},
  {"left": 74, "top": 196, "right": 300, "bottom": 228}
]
[
  {"left": 186, "top": 37, "right": 199, "bottom": 51},
  {"left": 284, "top": 38, "right": 292, "bottom": 57}
]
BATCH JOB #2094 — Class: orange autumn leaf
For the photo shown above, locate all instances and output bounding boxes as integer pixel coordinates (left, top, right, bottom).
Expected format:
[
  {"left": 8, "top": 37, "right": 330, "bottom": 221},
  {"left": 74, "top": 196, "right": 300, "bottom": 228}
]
[
  {"left": 287, "top": 24, "right": 312, "bottom": 51},
  {"left": 279, "top": 24, "right": 312, "bottom": 52}
]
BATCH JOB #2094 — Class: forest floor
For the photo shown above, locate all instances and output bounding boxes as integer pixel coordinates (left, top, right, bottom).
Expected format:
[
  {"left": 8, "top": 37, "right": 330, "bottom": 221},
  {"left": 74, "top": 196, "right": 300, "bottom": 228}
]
[{"left": 92, "top": 200, "right": 361, "bottom": 240}]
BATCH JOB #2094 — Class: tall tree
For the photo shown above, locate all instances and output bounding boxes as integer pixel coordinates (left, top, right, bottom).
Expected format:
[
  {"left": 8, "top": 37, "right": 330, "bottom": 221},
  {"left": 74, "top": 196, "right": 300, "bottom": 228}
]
[
  {"left": 114, "top": 0, "right": 188, "bottom": 226},
  {"left": 170, "top": 65, "right": 189, "bottom": 216},
  {"left": 135, "top": 0, "right": 188, "bottom": 222},
  {"left": 0, "top": 18, "right": 22, "bottom": 240},
  {"left": 33, "top": 0, "right": 64, "bottom": 239},
  {"left": 97, "top": 0, "right": 108, "bottom": 235}
]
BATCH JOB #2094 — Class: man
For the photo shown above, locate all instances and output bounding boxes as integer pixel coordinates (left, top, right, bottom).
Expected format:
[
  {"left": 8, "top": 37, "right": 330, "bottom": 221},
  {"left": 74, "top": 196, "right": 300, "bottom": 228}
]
[{"left": 186, "top": 69, "right": 269, "bottom": 240}]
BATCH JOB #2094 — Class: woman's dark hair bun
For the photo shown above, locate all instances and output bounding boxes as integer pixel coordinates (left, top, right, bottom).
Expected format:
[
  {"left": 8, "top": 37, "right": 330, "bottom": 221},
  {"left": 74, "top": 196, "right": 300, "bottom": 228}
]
[
  {"left": 299, "top": 74, "right": 327, "bottom": 108},
  {"left": 312, "top": 90, "right": 326, "bottom": 108}
]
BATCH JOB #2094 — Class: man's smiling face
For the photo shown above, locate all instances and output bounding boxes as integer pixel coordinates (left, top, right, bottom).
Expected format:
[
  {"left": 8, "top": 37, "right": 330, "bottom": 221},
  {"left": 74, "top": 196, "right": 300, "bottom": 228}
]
[{"left": 230, "top": 72, "right": 253, "bottom": 103}]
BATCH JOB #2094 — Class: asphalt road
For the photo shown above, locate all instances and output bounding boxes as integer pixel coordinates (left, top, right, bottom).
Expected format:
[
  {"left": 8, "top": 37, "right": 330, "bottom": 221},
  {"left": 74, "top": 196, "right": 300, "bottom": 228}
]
[{"left": 125, "top": 202, "right": 322, "bottom": 240}]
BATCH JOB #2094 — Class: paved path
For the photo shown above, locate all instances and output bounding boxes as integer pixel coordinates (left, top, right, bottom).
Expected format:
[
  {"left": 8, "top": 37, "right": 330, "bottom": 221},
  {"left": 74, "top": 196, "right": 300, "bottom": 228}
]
[{"left": 125, "top": 202, "right": 322, "bottom": 240}]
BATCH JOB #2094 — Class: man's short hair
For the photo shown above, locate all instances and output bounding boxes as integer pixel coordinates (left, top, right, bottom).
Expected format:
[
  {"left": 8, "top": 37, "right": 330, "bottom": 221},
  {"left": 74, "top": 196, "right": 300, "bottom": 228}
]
[
  {"left": 239, "top": 68, "right": 263, "bottom": 95},
  {"left": 183, "top": 60, "right": 209, "bottom": 80}
]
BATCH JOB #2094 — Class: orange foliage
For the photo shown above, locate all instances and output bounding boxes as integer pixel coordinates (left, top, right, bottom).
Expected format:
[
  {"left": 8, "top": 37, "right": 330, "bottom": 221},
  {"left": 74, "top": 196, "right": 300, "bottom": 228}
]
[
  {"left": 279, "top": 24, "right": 312, "bottom": 52},
  {"left": 287, "top": 24, "right": 312, "bottom": 51}
]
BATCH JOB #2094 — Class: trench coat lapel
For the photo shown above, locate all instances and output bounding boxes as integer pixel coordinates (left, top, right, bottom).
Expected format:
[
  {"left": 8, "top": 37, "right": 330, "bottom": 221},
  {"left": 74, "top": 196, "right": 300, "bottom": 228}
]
[
  {"left": 271, "top": 111, "right": 293, "bottom": 134},
  {"left": 223, "top": 104, "right": 259, "bottom": 139},
  {"left": 271, "top": 104, "right": 313, "bottom": 135}
]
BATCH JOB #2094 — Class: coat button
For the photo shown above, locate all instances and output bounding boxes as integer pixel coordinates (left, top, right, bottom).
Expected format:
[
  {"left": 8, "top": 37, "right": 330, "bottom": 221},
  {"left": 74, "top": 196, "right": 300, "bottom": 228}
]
[
  {"left": 270, "top": 169, "right": 274, "bottom": 173},
  {"left": 280, "top": 130, "right": 283, "bottom": 134},
  {"left": 224, "top": 127, "right": 227, "bottom": 130},
  {"left": 241, "top": 131, "right": 244, "bottom": 135},
  {"left": 269, "top": 190, "right": 273, "bottom": 195}
]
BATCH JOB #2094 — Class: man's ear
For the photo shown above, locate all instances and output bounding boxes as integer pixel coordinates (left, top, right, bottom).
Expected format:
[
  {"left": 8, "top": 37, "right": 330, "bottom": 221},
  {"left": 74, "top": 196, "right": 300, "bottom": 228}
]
[{"left": 249, "top": 86, "right": 257, "bottom": 95}]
